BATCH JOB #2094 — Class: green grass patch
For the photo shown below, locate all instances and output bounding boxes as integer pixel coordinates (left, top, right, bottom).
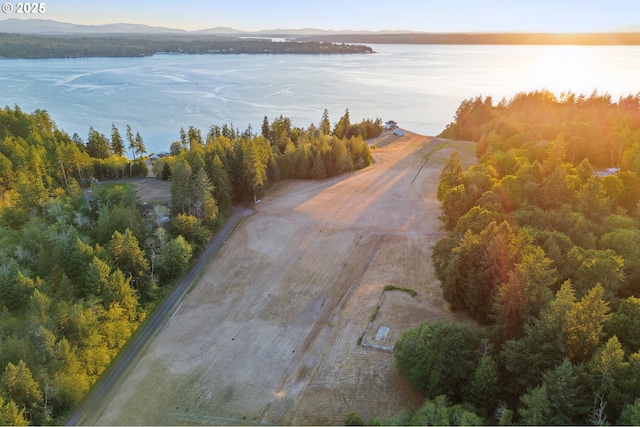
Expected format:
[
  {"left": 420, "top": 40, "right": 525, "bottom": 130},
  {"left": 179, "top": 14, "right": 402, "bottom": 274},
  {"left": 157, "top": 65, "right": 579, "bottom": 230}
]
[
  {"left": 370, "top": 305, "right": 380, "bottom": 323},
  {"left": 434, "top": 142, "right": 448, "bottom": 151},
  {"left": 95, "top": 182, "right": 136, "bottom": 191},
  {"left": 422, "top": 142, "right": 449, "bottom": 164},
  {"left": 383, "top": 285, "right": 417, "bottom": 297},
  {"left": 449, "top": 139, "right": 477, "bottom": 156}
]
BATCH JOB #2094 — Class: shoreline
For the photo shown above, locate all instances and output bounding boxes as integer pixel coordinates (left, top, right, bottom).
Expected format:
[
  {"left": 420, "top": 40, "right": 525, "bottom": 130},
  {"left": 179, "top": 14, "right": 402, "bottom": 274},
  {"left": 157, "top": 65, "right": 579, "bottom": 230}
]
[{"left": 300, "top": 32, "right": 640, "bottom": 46}]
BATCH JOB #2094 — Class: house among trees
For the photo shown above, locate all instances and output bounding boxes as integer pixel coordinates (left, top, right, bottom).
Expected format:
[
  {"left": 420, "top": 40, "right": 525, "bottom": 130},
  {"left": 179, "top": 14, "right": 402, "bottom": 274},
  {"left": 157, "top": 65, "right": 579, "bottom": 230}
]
[
  {"left": 385, "top": 120, "right": 404, "bottom": 135},
  {"left": 597, "top": 167, "right": 620, "bottom": 177},
  {"left": 384, "top": 120, "right": 398, "bottom": 130}
]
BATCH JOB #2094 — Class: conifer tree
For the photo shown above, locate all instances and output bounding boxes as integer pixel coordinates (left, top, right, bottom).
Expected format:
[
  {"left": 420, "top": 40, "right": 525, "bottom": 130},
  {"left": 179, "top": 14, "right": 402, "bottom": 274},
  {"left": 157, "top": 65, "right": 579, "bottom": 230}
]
[
  {"left": 170, "top": 157, "right": 193, "bottom": 215},
  {"left": 110, "top": 123, "right": 125, "bottom": 157},
  {"left": 134, "top": 132, "right": 146, "bottom": 157},
  {"left": 564, "top": 284, "right": 611, "bottom": 364},
  {"left": 86, "top": 127, "right": 111, "bottom": 159},
  {"left": 518, "top": 384, "right": 551, "bottom": 426},
  {"left": 332, "top": 108, "right": 351, "bottom": 139},
  {"left": 311, "top": 150, "right": 328, "bottom": 180},
  {"left": 126, "top": 124, "right": 136, "bottom": 160},
  {"left": 1, "top": 360, "right": 44, "bottom": 424},
  {"left": 107, "top": 229, "right": 150, "bottom": 295},
  {"left": 320, "top": 109, "right": 331, "bottom": 135},
  {"left": 437, "top": 151, "right": 465, "bottom": 201},
  {"left": 206, "top": 153, "right": 232, "bottom": 216},
  {"left": 261, "top": 115, "right": 270, "bottom": 140},
  {"left": 0, "top": 396, "right": 28, "bottom": 426}
]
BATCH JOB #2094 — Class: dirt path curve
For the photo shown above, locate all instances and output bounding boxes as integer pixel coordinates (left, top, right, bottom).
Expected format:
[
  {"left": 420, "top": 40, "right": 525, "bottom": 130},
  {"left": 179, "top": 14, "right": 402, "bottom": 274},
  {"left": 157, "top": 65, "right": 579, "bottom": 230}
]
[{"left": 65, "top": 205, "right": 255, "bottom": 425}]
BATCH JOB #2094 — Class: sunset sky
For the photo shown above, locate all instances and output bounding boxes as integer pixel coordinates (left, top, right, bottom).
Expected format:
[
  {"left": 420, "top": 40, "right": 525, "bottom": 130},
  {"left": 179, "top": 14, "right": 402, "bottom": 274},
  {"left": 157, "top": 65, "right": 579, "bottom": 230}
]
[{"left": 6, "top": 0, "right": 640, "bottom": 33}]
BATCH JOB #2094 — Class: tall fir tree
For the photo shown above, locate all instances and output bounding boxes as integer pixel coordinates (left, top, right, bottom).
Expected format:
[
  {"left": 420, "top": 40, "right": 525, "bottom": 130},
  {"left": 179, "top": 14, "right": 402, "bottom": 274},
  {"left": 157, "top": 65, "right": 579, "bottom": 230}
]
[{"left": 110, "top": 123, "right": 125, "bottom": 157}]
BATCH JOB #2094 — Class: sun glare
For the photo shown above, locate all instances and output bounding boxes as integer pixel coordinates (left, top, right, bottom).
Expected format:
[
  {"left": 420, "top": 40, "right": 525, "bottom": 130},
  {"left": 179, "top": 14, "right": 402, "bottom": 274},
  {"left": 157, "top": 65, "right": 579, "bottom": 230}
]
[{"left": 528, "top": 46, "right": 596, "bottom": 95}]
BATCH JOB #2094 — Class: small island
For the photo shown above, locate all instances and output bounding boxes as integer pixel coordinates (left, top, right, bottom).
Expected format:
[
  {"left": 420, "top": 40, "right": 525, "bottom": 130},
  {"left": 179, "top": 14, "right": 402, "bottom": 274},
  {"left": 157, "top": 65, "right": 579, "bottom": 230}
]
[{"left": 0, "top": 33, "right": 374, "bottom": 58}]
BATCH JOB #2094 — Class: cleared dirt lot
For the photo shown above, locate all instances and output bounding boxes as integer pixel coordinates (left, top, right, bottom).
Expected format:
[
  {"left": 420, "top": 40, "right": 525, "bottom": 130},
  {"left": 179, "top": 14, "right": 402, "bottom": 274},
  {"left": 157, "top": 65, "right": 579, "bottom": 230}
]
[{"left": 88, "top": 131, "right": 477, "bottom": 425}]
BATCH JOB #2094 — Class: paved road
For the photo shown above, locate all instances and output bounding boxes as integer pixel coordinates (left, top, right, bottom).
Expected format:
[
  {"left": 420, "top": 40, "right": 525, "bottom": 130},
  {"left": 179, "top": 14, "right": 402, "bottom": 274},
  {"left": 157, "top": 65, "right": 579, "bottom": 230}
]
[{"left": 66, "top": 206, "right": 255, "bottom": 425}]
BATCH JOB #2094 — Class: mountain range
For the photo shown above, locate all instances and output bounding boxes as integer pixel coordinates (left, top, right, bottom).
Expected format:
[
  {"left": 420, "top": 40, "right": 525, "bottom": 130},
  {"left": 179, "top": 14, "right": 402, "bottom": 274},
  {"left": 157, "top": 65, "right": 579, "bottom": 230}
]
[
  {"left": 2, "top": 18, "right": 639, "bottom": 46},
  {"left": 0, "top": 18, "right": 412, "bottom": 36}
]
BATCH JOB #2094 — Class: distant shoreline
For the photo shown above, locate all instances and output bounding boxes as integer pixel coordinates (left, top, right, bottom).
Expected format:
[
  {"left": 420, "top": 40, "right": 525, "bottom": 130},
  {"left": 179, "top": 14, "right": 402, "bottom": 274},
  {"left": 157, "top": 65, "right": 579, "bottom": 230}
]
[
  {"left": 0, "top": 33, "right": 374, "bottom": 59},
  {"left": 298, "top": 32, "right": 640, "bottom": 46}
]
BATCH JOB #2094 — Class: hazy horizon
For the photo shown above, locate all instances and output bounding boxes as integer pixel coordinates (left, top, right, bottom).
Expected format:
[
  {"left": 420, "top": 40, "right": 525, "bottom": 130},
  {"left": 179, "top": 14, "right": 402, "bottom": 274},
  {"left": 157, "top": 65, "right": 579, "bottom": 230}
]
[{"left": 1, "top": 0, "right": 639, "bottom": 34}]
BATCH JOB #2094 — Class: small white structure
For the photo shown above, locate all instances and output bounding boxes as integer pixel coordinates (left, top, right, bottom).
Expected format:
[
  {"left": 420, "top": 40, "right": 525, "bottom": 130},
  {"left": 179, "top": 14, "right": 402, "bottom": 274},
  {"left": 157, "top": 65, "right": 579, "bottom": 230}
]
[
  {"left": 598, "top": 167, "right": 620, "bottom": 177},
  {"left": 375, "top": 326, "right": 391, "bottom": 342},
  {"left": 385, "top": 120, "right": 398, "bottom": 130}
]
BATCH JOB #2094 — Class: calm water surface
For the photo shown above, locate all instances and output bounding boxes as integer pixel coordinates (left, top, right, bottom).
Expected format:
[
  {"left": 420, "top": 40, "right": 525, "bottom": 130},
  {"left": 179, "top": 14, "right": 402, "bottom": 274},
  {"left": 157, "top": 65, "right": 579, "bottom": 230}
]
[{"left": 1, "top": 44, "right": 639, "bottom": 153}]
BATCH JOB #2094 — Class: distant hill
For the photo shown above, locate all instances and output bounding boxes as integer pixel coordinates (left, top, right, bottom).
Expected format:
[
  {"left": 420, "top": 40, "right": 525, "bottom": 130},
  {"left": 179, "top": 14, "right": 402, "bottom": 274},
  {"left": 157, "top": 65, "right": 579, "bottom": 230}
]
[
  {"left": 0, "top": 18, "right": 188, "bottom": 34},
  {"left": 2, "top": 19, "right": 639, "bottom": 45},
  {"left": 0, "top": 18, "right": 412, "bottom": 37},
  {"left": 0, "top": 19, "right": 361, "bottom": 36},
  {"left": 194, "top": 26, "right": 248, "bottom": 36},
  {"left": 236, "top": 28, "right": 413, "bottom": 37}
]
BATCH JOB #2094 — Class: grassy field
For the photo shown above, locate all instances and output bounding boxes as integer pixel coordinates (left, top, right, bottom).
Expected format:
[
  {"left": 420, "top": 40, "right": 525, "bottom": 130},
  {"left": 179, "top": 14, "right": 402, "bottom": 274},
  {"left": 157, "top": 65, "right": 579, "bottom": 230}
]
[
  {"left": 88, "top": 131, "right": 478, "bottom": 425},
  {"left": 95, "top": 177, "right": 170, "bottom": 204}
]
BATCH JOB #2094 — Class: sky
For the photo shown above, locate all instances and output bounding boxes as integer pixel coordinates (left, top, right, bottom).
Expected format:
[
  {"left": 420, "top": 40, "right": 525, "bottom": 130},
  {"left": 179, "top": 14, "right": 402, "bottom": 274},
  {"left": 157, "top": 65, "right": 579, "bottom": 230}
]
[{"left": 5, "top": 0, "right": 640, "bottom": 33}]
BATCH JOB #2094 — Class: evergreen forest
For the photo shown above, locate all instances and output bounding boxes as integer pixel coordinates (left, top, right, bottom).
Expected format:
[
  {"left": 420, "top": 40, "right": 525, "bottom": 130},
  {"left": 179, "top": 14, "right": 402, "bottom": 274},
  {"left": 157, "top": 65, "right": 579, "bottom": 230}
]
[
  {"left": 0, "top": 33, "right": 374, "bottom": 58},
  {"left": 0, "top": 105, "right": 378, "bottom": 424},
  {"left": 356, "top": 90, "right": 640, "bottom": 426}
]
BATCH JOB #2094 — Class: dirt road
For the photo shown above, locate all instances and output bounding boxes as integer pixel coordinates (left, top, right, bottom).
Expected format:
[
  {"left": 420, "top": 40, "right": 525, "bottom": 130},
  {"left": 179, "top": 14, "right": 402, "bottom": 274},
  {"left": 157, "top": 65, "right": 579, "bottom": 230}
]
[
  {"left": 79, "top": 131, "right": 476, "bottom": 425},
  {"left": 66, "top": 205, "right": 255, "bottom": 425}
]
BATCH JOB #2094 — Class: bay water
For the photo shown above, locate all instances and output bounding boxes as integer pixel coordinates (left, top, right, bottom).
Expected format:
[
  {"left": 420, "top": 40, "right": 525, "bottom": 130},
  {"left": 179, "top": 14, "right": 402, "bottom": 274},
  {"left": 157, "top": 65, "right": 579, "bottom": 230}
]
[{"left": 1, "top": 44, "right": 639, "bottom": 154}]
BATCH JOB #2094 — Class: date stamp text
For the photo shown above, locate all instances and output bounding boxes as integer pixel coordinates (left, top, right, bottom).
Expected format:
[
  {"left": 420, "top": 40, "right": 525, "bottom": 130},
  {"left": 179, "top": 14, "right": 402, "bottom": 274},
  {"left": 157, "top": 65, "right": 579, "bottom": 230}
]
[{"left": 2, "top": 3, "right": 46, "bottom": 14}]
